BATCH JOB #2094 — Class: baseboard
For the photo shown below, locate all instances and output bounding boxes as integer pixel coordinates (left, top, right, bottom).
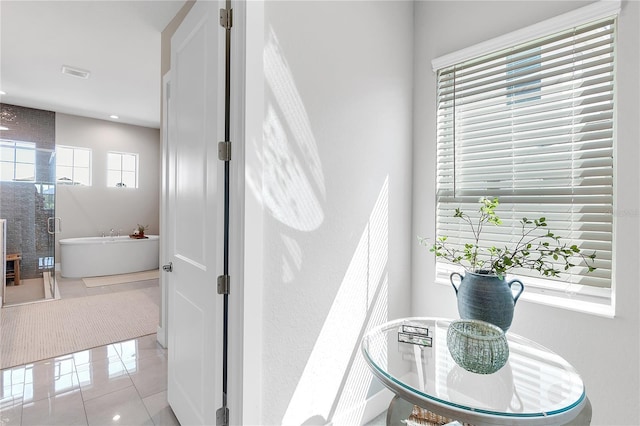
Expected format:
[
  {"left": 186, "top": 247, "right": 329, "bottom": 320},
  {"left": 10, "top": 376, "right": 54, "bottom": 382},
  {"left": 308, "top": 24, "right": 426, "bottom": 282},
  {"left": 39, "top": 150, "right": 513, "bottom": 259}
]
[
  {"left": 327, "top": 387, "right": 393, "bottom": 426},
  {"left": 361, "top": 388, "right": 393, "bottom": 424},
  {"left": 156, "top": 325, "right": 167, "bottom": 348}
]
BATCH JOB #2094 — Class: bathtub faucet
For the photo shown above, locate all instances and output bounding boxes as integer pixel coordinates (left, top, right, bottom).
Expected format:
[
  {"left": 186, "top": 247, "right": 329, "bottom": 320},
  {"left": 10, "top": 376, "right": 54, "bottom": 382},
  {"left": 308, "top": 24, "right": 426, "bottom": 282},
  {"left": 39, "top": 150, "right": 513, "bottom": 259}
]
[{"left": 110, "top": 228, "right": 115, "bottom": 237}]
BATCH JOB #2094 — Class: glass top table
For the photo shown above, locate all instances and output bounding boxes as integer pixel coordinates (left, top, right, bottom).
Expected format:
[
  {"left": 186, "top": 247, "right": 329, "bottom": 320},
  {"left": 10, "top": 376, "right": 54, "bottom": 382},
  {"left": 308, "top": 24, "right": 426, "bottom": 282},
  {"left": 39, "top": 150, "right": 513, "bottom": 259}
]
[{"left": 361, "top": 318, "right": 589, "bottom": 425}]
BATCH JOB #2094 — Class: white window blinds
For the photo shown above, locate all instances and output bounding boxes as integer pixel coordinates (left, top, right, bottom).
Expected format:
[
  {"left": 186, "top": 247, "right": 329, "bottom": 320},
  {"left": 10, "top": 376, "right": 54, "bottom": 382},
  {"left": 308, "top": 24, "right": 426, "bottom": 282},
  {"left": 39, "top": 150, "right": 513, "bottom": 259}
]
[{"left": 435, "top": 17, "right": 615, "bottom": 289}]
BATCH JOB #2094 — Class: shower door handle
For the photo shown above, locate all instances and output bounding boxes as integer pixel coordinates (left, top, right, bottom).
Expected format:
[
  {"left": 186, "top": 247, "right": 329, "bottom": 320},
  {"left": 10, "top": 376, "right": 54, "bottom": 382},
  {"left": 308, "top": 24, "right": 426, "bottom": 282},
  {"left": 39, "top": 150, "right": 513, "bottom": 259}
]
[
  {"left": 47, "top": 217, "right": 62, "bottom": 235},
  {"left": 162, "top": 262, "right": 173, "bottom": 272}
]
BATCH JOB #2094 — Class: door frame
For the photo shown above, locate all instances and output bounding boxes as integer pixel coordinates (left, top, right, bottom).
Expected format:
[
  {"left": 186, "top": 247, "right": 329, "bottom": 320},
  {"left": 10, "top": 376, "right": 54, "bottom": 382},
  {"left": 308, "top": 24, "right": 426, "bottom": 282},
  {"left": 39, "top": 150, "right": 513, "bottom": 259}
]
[
  {"left": 158, "top": 70, "right": 170, "bottom": 348},
  {"left": 235, "top": 1, "right": 265, "bottom": 424},
  {"left": 226, "top": 1, "right": 248, "bottom": 423}
]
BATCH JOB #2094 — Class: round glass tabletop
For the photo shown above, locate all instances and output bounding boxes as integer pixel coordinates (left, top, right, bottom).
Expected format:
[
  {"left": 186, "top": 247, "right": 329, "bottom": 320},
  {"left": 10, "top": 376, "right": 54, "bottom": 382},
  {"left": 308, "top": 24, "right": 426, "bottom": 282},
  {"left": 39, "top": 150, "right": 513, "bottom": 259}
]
[{"left": 361, "top": 318, "right": 586, "bottom": 425}]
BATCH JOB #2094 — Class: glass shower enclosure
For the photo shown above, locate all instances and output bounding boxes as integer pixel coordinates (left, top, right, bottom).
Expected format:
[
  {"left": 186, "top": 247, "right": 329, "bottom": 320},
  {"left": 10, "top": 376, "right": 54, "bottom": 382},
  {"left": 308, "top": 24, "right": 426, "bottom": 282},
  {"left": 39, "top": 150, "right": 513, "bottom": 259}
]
[{"left": 1, "top": 104, "right": 58, "bottom": 305}]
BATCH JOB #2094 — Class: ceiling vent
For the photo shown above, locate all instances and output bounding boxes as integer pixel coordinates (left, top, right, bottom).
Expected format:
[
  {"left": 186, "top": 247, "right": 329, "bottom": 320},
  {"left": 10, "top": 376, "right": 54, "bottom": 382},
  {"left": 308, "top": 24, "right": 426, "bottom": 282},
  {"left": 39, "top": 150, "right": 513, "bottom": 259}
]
[{"left": 61, "top": 65, "right": 91, "bottom": 79}]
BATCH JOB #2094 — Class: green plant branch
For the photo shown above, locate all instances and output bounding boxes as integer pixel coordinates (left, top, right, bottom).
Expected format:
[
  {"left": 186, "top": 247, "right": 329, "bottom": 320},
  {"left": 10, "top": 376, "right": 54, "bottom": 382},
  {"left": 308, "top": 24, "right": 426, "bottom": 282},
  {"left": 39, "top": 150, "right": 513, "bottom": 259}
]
[{"left": 424, "top": 197, "right": 597, "bottom": 279}]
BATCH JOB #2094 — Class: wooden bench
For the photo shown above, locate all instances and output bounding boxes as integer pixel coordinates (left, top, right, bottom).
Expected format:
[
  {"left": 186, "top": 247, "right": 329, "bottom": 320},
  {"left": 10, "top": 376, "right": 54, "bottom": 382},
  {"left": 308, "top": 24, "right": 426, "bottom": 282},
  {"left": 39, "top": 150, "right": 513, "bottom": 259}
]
[{"left": 6, "top": 253, "right": 21, "bottom": 285}]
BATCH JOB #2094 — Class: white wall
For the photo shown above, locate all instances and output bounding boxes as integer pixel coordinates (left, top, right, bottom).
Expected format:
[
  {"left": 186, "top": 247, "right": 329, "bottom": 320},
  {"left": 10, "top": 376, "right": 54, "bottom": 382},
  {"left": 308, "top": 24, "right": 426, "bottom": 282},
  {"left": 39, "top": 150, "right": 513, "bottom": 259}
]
[
  {"left": 412, "top": 1, "right": 639, "bottom": 425},
  {"left": 244, "top": 1, "right": 414, "bottom": 424},
  {"left": 55, "top": 113, "right": 160, "bottom": 259}
]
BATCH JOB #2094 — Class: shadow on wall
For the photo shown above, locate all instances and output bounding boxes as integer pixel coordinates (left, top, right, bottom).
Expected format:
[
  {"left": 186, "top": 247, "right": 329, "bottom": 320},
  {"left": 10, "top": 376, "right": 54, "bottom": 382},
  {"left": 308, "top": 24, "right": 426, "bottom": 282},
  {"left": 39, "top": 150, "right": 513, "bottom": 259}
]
[
  {"left": 246, "top": 24, "right": 392, "bottom": 424},
  {"left": 283, "top": 177, "right": 389, "bottom": 425},
  {"left": 246, "top": 27, "right": 326, "bottom": 233}
]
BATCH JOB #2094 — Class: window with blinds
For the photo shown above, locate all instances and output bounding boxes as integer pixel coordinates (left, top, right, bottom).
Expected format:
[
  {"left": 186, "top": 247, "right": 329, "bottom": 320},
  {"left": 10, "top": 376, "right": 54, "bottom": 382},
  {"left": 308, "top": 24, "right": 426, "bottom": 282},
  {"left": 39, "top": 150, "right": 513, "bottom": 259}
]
[{"left": 435, "top": 17, "right": 615, "bottom": 289}]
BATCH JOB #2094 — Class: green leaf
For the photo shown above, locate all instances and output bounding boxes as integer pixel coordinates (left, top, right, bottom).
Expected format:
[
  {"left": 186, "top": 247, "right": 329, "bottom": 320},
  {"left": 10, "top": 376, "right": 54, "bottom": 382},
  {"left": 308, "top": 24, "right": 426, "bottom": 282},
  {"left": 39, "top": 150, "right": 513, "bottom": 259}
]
[{"left": 421, "top": 196, "right": 598, "bottom": 277}]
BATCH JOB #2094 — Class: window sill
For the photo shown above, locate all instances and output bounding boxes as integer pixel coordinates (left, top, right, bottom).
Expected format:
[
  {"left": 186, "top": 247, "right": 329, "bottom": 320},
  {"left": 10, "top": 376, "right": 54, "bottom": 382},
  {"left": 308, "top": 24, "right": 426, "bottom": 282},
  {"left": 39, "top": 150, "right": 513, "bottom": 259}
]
[
  {"left": 434, "top": 273, "right": 615, "bottom": 319},
  {"left": 517, "top": 287, "right": 615, "bottom": 318}
]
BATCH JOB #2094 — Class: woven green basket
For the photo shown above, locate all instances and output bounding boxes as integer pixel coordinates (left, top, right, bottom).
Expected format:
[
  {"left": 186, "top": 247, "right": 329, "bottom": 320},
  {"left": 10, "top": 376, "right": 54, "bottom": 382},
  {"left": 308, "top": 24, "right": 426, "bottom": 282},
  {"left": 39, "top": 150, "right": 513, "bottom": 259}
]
[{"left": 447, "top": 319, "right": 509, "bottom": 374}]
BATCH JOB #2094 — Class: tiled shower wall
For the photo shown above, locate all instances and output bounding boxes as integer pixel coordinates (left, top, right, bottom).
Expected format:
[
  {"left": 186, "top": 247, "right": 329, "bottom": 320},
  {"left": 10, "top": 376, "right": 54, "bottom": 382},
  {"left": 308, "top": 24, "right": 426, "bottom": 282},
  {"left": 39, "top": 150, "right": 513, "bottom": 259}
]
[{"left": 0, "top": 104, "right": 56, "bottom": 280}]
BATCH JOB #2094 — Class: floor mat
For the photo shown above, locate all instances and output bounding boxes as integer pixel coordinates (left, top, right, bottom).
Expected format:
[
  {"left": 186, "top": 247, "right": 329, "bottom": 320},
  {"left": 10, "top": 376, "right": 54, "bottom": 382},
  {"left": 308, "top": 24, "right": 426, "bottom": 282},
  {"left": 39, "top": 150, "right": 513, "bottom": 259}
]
[
  {"left": 0, "top": 288, "right": 158, "bottom": 369},
  {"left": 82, "top": 269, "right": 159, "bottom": 287}
]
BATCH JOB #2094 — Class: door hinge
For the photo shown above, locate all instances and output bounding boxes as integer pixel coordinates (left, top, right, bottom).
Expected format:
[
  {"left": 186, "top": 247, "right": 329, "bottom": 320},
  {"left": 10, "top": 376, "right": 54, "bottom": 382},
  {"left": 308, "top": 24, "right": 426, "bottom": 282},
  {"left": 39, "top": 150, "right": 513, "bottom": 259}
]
[
  {"left": 216, "top": 406, "right": 229, "bottom": 426},
  {"left": 218, "top": 141, "right": 231, "bottom": 161},
  {"left": 219, "top": 8, "right": 233, "bottom": 30},
  {"left": 217, "top": 275, "right": 230, "bottom": 295}
]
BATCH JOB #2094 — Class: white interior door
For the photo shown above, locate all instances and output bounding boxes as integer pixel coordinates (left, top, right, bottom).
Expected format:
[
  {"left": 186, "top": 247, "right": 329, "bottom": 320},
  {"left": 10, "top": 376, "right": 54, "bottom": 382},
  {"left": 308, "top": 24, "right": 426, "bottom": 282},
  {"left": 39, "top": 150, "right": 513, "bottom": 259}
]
[{"left": 166, "top": 2, "right": 224, "bottom": 425}]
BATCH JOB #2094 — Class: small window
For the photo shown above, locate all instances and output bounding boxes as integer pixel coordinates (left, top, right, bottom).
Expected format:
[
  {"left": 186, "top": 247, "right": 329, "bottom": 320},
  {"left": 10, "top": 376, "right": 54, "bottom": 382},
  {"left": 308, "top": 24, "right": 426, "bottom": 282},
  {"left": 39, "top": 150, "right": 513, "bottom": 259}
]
[
  {"left": 0, "top": 140, "right": 36, "bottom": 182},
  {"left": 107, "top": 151, "right": 138, "bottom": 188},
  {"left": 56, "top": 145, "right": 92, "bottom": 186}
]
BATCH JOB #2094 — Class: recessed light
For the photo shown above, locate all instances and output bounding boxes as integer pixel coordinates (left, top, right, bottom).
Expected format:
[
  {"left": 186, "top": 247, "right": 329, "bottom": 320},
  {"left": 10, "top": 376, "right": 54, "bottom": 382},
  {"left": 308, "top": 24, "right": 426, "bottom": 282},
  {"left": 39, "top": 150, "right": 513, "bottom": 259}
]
[
  {"left": 61, "top": 65, "right": 91, "bottom": 79},
  {"left": 110, "top": 115, "right": 119, "bottom": 120}
]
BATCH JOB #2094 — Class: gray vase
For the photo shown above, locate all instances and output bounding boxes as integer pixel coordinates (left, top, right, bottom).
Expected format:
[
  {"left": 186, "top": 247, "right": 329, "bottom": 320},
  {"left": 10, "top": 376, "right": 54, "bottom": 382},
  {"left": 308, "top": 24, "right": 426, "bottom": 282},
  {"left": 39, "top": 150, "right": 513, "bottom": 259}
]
[{"left": 450, "top": 271, "right": 524, "bottom": 332}]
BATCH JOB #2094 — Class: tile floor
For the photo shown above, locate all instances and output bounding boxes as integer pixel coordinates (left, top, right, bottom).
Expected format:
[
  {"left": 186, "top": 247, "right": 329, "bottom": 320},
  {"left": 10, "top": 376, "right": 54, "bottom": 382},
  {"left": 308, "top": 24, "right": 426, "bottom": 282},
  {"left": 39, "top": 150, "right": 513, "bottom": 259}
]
[
  {"left": 0, "top": 332, "right": 386, "bottom": 426},
  {"left": 1, "top": 273, "right": 178, "bottom": 426},
  {"left": 4, "top": 278, "right": 45, "bottom": 305},
  {"left": 0, "top": 333, "right": 179, "bottom": 426},
  {"left": 0, "top": 342, "right": 387, "bottom": 426},
  {"left": 1, "top": 274, "right": 388, "bottom": 426},
  {"left": 55, "top": 274, "right": 159, "bottom": 301}
]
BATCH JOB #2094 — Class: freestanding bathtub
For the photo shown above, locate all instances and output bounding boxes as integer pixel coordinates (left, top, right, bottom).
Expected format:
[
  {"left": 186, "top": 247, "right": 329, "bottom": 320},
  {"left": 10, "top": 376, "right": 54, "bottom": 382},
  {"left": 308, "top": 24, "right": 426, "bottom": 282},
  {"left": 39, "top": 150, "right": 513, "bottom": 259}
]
[{"left": 59, "top": 235, "right": 159, "bottom": 278}]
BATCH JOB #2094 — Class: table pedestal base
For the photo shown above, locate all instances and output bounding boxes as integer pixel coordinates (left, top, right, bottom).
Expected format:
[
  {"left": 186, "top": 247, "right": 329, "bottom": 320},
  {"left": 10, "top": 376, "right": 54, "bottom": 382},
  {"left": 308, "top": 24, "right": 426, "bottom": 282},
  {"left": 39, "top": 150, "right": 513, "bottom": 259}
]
[
  {"left": 386, "top": 396, "right": 462, "bottom": 426},
  {"left": 385, "top": 395, "right": 592, "bottom": 426}
]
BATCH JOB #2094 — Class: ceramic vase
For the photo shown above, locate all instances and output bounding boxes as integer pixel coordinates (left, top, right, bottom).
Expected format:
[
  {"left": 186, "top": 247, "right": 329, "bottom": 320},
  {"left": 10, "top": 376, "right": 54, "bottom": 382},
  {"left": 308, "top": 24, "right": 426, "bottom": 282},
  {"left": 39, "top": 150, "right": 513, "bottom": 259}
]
[{"left": 450, "top": 270, "right": 524, "bottom": 332}]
